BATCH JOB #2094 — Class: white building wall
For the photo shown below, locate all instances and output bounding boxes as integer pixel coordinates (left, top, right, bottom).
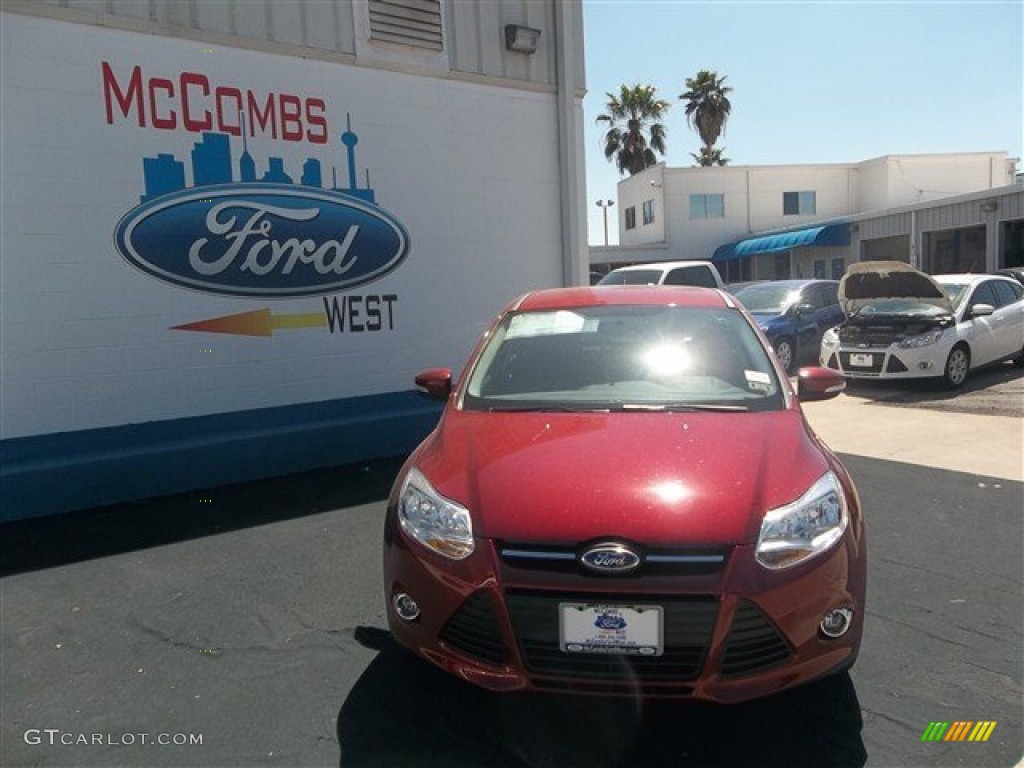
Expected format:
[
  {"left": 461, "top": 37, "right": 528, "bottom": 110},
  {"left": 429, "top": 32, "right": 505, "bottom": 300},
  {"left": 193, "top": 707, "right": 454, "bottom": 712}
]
[
  {"left": 597, "top": 152, "right": 1014, "bottom": 268},
  {"left": 24, "top": 0, "right": 575, "bottom": 88},
  {"left": 0, "top": 9, "right": 574, "bottom": 440}
]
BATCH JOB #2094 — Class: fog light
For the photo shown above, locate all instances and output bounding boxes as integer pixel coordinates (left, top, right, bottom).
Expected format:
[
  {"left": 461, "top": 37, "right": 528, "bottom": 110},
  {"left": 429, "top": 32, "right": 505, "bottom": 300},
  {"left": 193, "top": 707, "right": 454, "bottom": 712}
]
[
  {"left": 820, "top": 608, "right": 853, "bottom": 638},
  {"left": 393, "top": 593, "right": 420, "bottom": 621},
  {"left": 918, "top": 361, "right": 933, "bottom": 371}
]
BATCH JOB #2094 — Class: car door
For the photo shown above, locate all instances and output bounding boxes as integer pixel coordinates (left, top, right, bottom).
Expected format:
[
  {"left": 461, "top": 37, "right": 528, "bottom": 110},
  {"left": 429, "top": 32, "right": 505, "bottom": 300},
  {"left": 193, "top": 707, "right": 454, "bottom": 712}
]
[
  {"left": 990, "top": 280, "right": 1024, "bottom": 359},
  {"left": 961, "top": 281, "right": 1002, "bottom": 366}
]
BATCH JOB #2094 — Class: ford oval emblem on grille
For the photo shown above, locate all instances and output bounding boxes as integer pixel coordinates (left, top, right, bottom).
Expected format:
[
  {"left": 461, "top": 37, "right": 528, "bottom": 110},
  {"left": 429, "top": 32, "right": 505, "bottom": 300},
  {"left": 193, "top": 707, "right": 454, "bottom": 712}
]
[{"left": 580, "top": 543, "right": 642, "bottom": 574}]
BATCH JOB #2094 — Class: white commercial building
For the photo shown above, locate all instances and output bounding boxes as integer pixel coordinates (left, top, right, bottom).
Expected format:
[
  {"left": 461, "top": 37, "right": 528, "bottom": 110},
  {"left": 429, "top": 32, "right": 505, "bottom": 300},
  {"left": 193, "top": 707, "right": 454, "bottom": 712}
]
[
  {"left": 0, "top": 0, "right": 587, "bottom": 518},
  {"left": 592, "top": 152, "right": 1020, "bottom": 282}
]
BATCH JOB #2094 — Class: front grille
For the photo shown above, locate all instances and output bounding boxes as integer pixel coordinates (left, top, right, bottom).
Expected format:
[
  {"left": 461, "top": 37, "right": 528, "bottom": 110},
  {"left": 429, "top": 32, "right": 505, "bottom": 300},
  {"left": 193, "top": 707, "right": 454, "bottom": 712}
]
[
  {"left": 720, "top": 600, "right": 791, "bottom": 677},
  {"left": 838, "top": 325, "right": 900, "bottom": 347},
  {"left": 439, "top": 591, "right": 507, "bottom": 665},
  {"left": 839, "top": 351, "right": 884, "bottom": 374},
  {"left": 506, "top": 591, "right": 718, "bottom": 682},
  {"left": 498, "top": 542, "right": 730, "bottom": 577}
]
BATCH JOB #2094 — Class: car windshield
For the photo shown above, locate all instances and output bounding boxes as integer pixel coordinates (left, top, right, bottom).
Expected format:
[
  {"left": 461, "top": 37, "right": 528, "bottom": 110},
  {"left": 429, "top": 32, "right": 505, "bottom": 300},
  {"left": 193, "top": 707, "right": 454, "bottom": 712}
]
[
  {"left": 597, "top": 270, "right": 663, "bottom": 286},
  {"left": 851, "top": 298, "right": 951, "bottom": 318},
  {"left": 732, "top": 284, "right": 801, "bottom": 313},
  {"left": 935, "top": 281, "right": 969, "bottom": 308},
  {"left": 463, "top": 305, "right": 784, "bottom": 412}
]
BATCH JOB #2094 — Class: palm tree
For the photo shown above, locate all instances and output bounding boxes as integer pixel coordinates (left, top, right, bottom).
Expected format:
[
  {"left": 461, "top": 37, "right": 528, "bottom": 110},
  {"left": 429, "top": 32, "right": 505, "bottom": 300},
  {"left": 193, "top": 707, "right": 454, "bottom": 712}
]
[
  {"left": 680, "top": 70, "right": 732, "bottom": 167},
  {"left": 596, "top": 84, "right": 670, "bottom": 176},
  {"left": 690, "top": 146, "right": 729, "bottom": 167}
]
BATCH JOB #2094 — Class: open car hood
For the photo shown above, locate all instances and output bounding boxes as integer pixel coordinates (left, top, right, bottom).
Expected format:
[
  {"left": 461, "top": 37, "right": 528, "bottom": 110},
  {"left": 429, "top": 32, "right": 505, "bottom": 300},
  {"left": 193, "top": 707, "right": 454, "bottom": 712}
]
[{"left": 839, "top": 261, "right": 953, "bottom": 315}]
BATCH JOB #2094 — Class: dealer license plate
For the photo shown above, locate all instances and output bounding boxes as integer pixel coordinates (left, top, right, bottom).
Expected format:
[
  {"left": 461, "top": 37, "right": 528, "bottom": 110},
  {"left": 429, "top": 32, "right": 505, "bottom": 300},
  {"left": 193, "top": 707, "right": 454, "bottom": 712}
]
[
  {"left": 849, "top": 353, "right": 874, "bottom": 368},
  {"left": 559, "top": 603, "right": 663, "bottom": 656}
]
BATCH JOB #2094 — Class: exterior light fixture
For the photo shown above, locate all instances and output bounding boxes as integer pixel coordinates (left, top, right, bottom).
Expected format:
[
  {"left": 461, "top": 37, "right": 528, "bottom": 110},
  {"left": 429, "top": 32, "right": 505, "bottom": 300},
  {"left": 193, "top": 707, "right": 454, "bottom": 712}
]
[
  {"left": 980, "top": 201, "right": 998, "bottom": 212},
  {"left": 505, "top": 24, "right": 541, "bottom": 54},
  {"left": 595, "top": 199, "right": 615, "bottom": 246}
]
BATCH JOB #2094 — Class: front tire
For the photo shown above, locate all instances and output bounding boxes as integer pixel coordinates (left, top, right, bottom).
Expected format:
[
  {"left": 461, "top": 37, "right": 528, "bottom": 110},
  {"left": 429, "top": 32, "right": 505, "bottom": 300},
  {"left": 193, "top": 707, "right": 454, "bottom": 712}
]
[
  {"left": 774, "top": 338, "right": 796, "bottom": 374},
  {"left": 943, "top": 344, "right": 970, "bottom": 389}
]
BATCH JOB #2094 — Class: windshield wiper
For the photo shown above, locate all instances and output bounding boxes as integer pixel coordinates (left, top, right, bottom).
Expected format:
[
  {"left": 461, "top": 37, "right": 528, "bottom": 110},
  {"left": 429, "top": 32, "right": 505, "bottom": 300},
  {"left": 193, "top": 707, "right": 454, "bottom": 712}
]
[
  {"left": 613, "top": 403, "right": 749, "bottom": 413},
  {"left": 486, "top": 404, "right": 610, "bottom": 413}
]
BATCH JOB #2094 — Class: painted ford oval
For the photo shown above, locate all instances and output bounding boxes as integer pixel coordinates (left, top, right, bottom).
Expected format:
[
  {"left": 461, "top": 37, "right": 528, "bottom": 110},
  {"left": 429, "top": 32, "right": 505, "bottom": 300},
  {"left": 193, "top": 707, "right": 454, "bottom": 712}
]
[
  {"left": 114, "top": 184, "right": 409, "bottom": 298},
  {"left": 579, "top": 543, "right": 642, "bottom": 574}
]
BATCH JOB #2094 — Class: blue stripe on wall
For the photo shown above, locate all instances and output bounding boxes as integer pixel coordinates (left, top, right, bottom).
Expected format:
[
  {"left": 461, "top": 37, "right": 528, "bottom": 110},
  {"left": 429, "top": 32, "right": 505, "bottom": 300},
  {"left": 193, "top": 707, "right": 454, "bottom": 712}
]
[{"left": 0, "top": 391, "right": 442, "bottom": 522}]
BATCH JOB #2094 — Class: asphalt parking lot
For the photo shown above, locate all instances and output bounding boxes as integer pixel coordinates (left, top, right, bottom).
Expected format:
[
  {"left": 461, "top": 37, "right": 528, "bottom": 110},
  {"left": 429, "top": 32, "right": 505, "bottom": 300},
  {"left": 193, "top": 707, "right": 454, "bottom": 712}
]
[{"left": 2, "top": 364, "right": 1022, "bottom": 768}]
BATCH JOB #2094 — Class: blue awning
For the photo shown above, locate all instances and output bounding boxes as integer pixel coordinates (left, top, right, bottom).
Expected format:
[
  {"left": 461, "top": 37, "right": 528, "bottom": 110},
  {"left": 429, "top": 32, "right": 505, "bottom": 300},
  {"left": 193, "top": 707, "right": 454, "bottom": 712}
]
[{"left": 713, "top": 223, "right": 850, "bottom": 262}]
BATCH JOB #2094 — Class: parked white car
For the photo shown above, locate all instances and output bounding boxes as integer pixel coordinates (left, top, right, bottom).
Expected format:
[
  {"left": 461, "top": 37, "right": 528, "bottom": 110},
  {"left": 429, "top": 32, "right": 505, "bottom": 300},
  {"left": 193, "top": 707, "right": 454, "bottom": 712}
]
[
  {"left": 597, "top": 260, "right": 725, "bottom": 290},
  {"left": 820, "top": 262, "right": 1024, "bottom": 389}
]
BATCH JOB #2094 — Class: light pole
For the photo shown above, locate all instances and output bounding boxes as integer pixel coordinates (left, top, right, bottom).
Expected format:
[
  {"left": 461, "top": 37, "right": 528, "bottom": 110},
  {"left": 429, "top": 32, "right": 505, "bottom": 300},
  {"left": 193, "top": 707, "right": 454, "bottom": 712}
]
[{"left": 595, "top": 199, "right": 615, "bottom": 246}]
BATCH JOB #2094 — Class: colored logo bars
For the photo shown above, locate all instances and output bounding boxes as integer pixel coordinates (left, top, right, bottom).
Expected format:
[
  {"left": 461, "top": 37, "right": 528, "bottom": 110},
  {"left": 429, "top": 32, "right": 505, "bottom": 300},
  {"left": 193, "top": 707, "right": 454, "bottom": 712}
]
[{"left": 921, "top": 721, "right": 997, "bottom": 742}]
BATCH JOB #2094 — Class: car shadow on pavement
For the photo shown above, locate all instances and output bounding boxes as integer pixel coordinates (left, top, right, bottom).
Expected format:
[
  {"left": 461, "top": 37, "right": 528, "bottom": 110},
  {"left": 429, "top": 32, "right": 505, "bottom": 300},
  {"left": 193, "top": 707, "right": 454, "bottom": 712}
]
[
  {"left": 338, "top": 627, "right": 867, "bottom": 768},
  {"left": 0, "top": 457, "right": 406, "bottom": 577},
  {"left": 843, "top": 361, "right": 1022, "bottom": 416}
]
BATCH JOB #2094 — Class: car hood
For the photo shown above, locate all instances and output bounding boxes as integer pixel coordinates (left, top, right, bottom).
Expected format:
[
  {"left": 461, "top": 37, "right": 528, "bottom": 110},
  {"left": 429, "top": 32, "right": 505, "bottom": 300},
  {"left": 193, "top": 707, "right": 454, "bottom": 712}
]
[
  {"left": 750, "top": 312, "right": 785, "bottom": 328},
  {"left": 839, "top": 261, "right": 953, "bottom": 315},
  {"left": 415, "top": 408, "right": 830, "bottom": 546}
]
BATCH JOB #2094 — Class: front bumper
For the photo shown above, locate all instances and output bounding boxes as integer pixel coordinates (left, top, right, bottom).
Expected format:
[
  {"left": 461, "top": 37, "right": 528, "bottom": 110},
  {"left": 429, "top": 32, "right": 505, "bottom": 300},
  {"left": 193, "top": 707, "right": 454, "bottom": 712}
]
[
  {"left": 383, "top": 518, "right": 866, "bottom": 703},
  {"left": 819, "top": 338, "right": 952, "bottom": 380}
]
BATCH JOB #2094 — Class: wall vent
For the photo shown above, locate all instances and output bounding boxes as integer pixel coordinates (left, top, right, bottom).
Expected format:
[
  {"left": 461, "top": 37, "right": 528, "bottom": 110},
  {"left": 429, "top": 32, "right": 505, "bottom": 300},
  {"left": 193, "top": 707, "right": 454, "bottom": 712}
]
[{"left": 369, "top": 0, "right": 443, "bottom": 51}]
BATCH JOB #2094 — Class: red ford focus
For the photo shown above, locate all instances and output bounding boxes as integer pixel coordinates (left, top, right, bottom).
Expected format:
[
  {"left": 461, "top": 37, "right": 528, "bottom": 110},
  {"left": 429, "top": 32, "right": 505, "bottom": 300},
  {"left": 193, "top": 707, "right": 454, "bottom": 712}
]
[{"left": 383, "top": 286, "right": 865, "bottom": 702}]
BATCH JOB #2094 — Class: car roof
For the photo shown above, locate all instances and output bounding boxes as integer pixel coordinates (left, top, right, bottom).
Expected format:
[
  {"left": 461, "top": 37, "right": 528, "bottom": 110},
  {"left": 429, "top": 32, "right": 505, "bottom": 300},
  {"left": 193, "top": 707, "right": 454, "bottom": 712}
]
[
  {"left": 737, "top": 279, "right": 837, "bottom": 288},
  {"left": 512, "top": 286, "right": 733, "bottom": 312},
  {"left": 934, "top": 274, "right": 1015, "bottom": 284},
  {"left": 608, "top": 260, "right": 714, "bottom": 272}
]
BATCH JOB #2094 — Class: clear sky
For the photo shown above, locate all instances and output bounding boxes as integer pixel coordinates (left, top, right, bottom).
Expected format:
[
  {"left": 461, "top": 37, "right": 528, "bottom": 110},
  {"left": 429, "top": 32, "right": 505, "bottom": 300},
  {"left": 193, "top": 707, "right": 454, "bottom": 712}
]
[{"left": 583, "top": 0, "right": 1024, "bottom": 246}]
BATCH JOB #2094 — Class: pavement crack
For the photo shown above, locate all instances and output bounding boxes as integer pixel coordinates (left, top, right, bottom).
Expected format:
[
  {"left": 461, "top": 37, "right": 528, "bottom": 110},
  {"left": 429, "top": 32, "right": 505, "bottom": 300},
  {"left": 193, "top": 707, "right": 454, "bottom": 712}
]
[
  {"left": 859, "top": 707, "right": 919, "bottom": 734},
  {"left": 865, "top": 610, "right": 971, "bottom": 649},
  {"left": 129, "top": 617, "right": 224, "bottom": 654}
]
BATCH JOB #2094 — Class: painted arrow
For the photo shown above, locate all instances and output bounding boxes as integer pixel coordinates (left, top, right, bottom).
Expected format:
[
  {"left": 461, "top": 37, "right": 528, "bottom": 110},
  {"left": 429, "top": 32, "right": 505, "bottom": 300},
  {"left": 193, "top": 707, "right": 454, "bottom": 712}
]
[{"left": 172, "top": 308, "right": 327, "bottom": 337}]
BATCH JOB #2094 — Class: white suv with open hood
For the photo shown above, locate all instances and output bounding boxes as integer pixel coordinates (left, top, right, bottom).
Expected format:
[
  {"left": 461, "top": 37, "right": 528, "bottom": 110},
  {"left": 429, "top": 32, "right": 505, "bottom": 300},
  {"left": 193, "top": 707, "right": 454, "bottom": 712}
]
[{"left": 820, "top": 261, "right": 1024, "bottom": 388}]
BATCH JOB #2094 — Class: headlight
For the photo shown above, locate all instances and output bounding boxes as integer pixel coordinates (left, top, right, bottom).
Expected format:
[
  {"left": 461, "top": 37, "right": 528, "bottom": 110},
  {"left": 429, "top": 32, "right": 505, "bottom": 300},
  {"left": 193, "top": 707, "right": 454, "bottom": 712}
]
[
  {"left": 398, "top": 467, "right": 474, "bottom": 559},
  {"left": 897, "top": 329, "right": 944, "bottom": 349},
  {"left": 821, "top": 327, "right": 839, "bottom": 345},
  {"left": 756, "top": 472, "right": 848, "bottom": 569}
]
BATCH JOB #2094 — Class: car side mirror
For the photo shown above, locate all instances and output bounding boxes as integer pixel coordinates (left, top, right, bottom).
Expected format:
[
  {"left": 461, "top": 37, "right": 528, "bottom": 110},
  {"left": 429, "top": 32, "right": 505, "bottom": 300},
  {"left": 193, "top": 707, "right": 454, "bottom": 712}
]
[
  {"left": 414, "top": 368, "right": 453, "bottom": 401},
  {"left": 797, "top": 367, "right": 846, "bottom": 402},
  {"left": 788, "top": 302, "right": 815, "bottom": 318},
  {"left": 968, "top": 303, "right": 995, "bottom": 319}
]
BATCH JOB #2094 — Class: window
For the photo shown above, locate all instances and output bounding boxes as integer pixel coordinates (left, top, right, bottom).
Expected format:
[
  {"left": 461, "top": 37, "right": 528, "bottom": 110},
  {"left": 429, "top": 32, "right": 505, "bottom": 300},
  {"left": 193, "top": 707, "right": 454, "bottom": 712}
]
[
  {"left": 813, "top": 260, "right": 825, "bottom": 279},
  {"left": 803, "top": 283, "right": 838, "bottom": 310},
  {"left": 664, "top": 266, "right": 718, "bottom": 288},
  {"left": 783, "top": 191, "right": 816, "bottom": 216},
  {"left": 642, "top": 199, "right": 655, "bottom": 225},
  {"left": 993, "top": 280, "right": 1023, "bottom": 305},
  {"left": 624, "top": 206, "right": 636, "bottom": 230},
  {"left": 830, "top": 258, "right": 845, "bottom": 280},
  {"left": 820, "top": 282, "right": 840, "bottom": 307},
  {"left": 969, "top": 282, "right": 999, "bottom": 310},
  {"left": 689, "top": 194, "right": 724, "bottom": 219},
  {"left": 773, "top": 253, "right": 790, "bottom": 279}
]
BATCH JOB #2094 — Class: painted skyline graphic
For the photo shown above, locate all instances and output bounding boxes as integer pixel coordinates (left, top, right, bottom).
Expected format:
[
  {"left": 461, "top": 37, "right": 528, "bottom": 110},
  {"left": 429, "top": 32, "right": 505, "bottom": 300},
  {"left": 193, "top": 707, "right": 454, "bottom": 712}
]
[{"left": 140, "top": 114, "right": 376, "bottom": 204}]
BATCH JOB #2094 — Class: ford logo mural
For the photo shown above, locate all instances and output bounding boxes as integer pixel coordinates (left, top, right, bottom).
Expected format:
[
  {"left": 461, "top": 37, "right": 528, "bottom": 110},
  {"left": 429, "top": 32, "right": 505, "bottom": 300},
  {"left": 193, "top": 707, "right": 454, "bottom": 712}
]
[
  {"left": 114, "top": 185, "right": 409, "bottom": 297},
  {"left": 579, "top": 543, "right": 642, "bottom": 574}
]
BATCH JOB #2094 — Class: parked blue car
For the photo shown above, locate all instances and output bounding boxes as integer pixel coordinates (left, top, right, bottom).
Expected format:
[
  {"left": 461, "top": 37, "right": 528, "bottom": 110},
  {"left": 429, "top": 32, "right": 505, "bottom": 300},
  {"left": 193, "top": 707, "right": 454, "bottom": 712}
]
[{"left": 732, "top": 280, "right": 844, "bottom": 373}]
